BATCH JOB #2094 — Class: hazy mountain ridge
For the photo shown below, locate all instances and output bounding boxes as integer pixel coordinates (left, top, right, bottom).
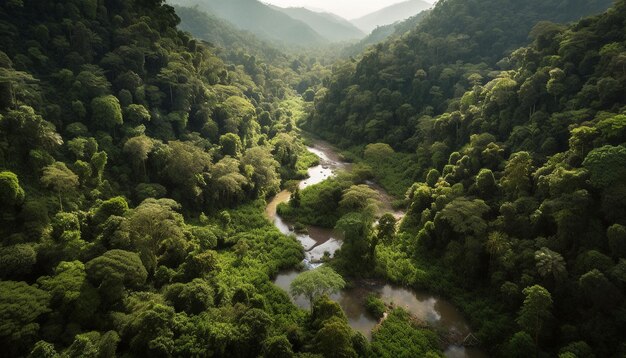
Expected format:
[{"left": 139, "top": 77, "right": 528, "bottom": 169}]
[
  {"left": 169, "top": 0, "right": 326, "bottom": 46},
  {"left": 342, "top": 9, "right": 431, "bottom": 57},
  {"left": 270, "top": 6, "right": 365, "bottom": 43},
  {"left": 174, "top": 5, "right": 285, "bottom": 61},
  {"left": 351, "top": 0, "right": 432, "bottom": 33}
]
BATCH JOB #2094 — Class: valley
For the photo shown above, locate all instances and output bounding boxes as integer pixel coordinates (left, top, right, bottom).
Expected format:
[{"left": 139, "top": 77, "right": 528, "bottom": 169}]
[{"left": 0, "top": 0, "right": 624, "bottom": 357}]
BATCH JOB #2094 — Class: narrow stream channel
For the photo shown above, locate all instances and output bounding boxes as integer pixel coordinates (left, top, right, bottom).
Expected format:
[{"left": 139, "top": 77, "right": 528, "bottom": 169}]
[{"left": 266, "top": 139, "right": 488, "bottom": 358}]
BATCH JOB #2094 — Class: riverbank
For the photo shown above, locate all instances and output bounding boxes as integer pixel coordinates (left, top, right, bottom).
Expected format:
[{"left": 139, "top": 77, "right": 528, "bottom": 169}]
[{"left": 266, "top": 138, "right": 489, "bottom": 357}]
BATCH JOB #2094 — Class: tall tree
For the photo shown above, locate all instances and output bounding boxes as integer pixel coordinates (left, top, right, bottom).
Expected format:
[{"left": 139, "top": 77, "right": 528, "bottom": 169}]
[
  {"left": 517, "top": 285, "right": 553, "bottom": 349},
  {"left": 290, "top": 267, "right": 345, "bottom": 307},
  {"left": 41, "top": 162, "right": 79, "bottom": 211}
]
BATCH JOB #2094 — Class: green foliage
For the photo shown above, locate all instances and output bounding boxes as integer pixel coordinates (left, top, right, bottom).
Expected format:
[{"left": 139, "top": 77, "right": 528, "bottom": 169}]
[
  {"left": 92, "top": 196, "right": 128, "bottom": 225},
  {"left": 365, "top": 294, "right": 386, "bottom": 319},
  {"left": 371, "top": 309, "right": 442, "bottom": 358},
  {"left": 0, "top": 244, "right": 36, "bottom": 279},
  {"left": 289, "top": 267, "right": 345, "bottom": 306},
  {"left": 277, "top": 177, "right": 349, "bottom": 227},
  {"left": 0, "top": 171, "right": 25, "bottom": 207},
  {"left": 41, "top": 162, "right": 79, "bottom": 211},
  {"left": 517, "top": 285, "right": 552, "bottom": 346},
  {"left": 91, "top": 95, "right": 123, "bottom": 129},
  {"left": 0, "top": 0, "right": 624, "bottom": 356},
  {"left": 0, "top": 281, "right": 50, "bottom": 350},
  {"left": 86, "top": 250, "right": 147, "bottom": 302},
  {"left": 582, "top": 145, "right": 626, "bottom": 188},
  {"left": 262, "top": 335, "right": 294, "bottom": 358},
  {"left": 314, "top": 317, "right": 357, "bottom": 358}
]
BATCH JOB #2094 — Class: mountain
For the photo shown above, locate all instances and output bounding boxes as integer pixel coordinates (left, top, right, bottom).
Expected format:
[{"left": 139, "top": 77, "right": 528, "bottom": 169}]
[
  {"left": 169, "top": 0, "right": 326, "bottom": 46},
  {"left": 307, "top": 0, "right": 626, "bottom": 356},
  {"left": 351, "top": 0, "right": 432, "bottom": 33},
  {"left": 270, "top": 6, "right": 365, "bottom": 43},
  {"left": 307, "top": 0, "right": 615, "bottom": 150},
  {"left": 174, "top": 5, "right": 285, "bottom": 61},
  {"left": 342, "top": 10, "right": 431, "bottom": 57}
]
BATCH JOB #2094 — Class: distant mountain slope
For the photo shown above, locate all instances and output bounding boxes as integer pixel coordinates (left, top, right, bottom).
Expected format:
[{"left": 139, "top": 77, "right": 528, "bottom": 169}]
[
  {"left": 342, "top": 10, "right": 431, "bottom": 57},
  {"left": 174, "top": 5, "right": 284, "bottom": 61},
  {"left": 169, "top": 0, "right": 325, "bottom": 46},
  {"left": 271, "top": 6, "right": 365, "bottom": 43},
  {"left": 351, "top": 0, "right": 432, "bottom": 33}
]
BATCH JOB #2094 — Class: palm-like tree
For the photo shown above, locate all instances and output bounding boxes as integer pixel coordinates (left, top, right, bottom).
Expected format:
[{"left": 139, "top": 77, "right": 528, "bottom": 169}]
[
  {"left": 485, "top": 231, "right": 510, "bottom": 268},
  {"left": 535, "top": 247, "right": 567, "bottom": 281}
]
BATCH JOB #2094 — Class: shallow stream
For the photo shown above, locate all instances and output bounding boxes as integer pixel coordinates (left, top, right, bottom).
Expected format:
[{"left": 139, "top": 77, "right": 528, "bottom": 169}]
[{"left": 266, "top": 140, "right": 488, "bottom": 358}]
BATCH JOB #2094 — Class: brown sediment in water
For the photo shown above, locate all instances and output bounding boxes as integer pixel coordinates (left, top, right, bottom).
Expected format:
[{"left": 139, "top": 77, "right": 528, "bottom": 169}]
[{"left": 268, "top": 139, "right": 488, "bottom": 358}]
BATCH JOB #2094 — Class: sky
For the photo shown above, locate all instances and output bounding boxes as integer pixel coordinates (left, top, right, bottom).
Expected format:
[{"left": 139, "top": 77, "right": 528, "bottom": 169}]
[{"left": 262, "top": 0, "right": 436, "bottom": 20}]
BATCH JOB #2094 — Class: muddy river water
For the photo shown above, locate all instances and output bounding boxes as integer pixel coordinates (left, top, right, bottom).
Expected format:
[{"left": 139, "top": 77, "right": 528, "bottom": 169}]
[{"left": 266, "top": 140, "right": 488, "bottom": 358}]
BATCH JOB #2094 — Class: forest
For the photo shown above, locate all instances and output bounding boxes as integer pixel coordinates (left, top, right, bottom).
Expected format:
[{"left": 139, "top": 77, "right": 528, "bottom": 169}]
[{"left": 0, "top": 0, "right": 624, "bottom": 357}]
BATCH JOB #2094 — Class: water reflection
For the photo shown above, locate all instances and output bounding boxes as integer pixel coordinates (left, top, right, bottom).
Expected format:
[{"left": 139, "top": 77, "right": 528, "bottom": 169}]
[{"left": 267, "top": 140, "right": 488, "bottom": 358}]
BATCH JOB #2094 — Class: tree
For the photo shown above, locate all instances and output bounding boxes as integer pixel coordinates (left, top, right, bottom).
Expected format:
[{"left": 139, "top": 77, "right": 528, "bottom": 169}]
[
  {"left": 0, "top": 281, "right": 50, "bottom": 353},
  {"left": 0, "top": 67, "right": 38, "bottom": 109},
  {"left": 117, "top": 297, "right": 176, "bottom": 357},
  {"left": 127, "top": 198, "right": 185, "bottom": 271},
  {"left": 91, "top": 151, "right": 107, "bottom": 181},
  {"left": 41, "top": 162, "right": 79, "bottom": 211},
  {"left": 485, "top": 231, "right": 510, "bottom": 268},
  {"left": 339, "top": 185, "right": 380, "bottom": 214},
  {"left": 377, "top": 213, "right": 397, "bottom": 245},
  {"left": 85, "top": 250, "right": 147, "bottom": 302},
  {"left": 607, "top": 224, "right": 626, "bottom": 258},
  {"left": 0, "top": 244, "right": 36, "bottom": 279},
  {"left": 92, "top": 196, "right": 129, "bottom": 226},
  {"left": 262, "top": 336, "right": 294, "bottom": 358},
  {"left": 125, "top": 104, "right": 151, "bottom": 123},
  {"left": 535, "top": 247, "right": 567, "bottom": 282},
  {"left": 582, "top": 145, "right": 626, "bottom": 188},
  {"left": 476, "top": 168, "right": 497, "bottom": 195},
  {"left": 36, "top": 260, "right": 99, "bottom": 324},
  {"left": 28, "top": 340, "right": 59, "bottom": 358},
  {"left": 501, "top": 152, "right": 533, "bottom": 199},
  {"left": 546, "top": 68, "right": 566, "bottom": 101},
  {"left": 314, "top": 316, "right": 357, "bottom": 358},
  {"left": 517, "top": 285, "right": 552, "bottom": 348},
  {"left": 290, "top": 267, "right": 345, "bottom": 306},
  {"left": 336, "top": 212, "right": 373, "bottom": 263},
  {"left": 363, "top": 143, "right": 394, "bottom": 164},
  {"left": 579, "top": 269, "right": 618, "bottom": 309},
  {"left": 163, "top": 279, "right": 214, "bottom": 314},
  {"left": 211, "top": 157, "right": 249, "bottom": 206},
  {"left": 91, "top": 95, "right": 123, "bottom": 129},
  {"left": 425, "top": 169, "right": 440, "bottom": 187},
  {"left": 437, "top": 197, "right": 490, "bottom": 236},
  {"left": 504, "top": 331, "right": 535, "bottom": 358},
  {"left": 569, "top": 126, "right": 598, "bottom": 157},
  {"left": 163, "top": 141, "right": 212, "bottom": 205},
  {"left": 241, "top": 146, "right": 280, "bottom": 197},
  {"left": 219, "top": 133, "right": 242, "bottom": 157},
  {"left": 123, "top": 135, "right": 154, "bottom": 178},
  {"left": 0, "top": 171, "right": 25, "bottom": 208}
]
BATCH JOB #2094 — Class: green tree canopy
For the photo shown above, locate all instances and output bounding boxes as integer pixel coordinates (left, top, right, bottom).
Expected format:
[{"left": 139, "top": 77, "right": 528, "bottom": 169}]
[
  {"left": 91, "top": 95, "right": 123, "bottom": 129},
  {"left": 0, "top": 281, "right": 50, "bottom": 349},
  {"left": 290, "top": 267, "right": 345, "bottom": 306}
]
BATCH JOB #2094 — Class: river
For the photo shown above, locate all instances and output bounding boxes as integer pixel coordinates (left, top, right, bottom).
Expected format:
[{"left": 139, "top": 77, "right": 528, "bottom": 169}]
[{"left": 266, "top": 139, "right": 488, "bottom": 358}]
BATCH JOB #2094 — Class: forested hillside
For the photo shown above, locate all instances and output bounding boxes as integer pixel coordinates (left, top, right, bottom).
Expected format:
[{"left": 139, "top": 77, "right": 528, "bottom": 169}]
[
  {"left": 168, "top": 0, "right": 326, "bottom": 47},
  {"left": 0, "top": 0, "right": 368, "bottom": 356},
  {"left": 350, "top": 0, "right": 432, "bottom": 33},
  {"left": 270, "top": 6, "right": 365, "bottom": 43},
  {"left": 342, "top": 10, "right": 431, "bottom": 58},
  {"left": 300, "top": 0, "right": 626, "bottom": 356},
  {"left": 306, "top": 0, "right": 613, "bottom": 149}
]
